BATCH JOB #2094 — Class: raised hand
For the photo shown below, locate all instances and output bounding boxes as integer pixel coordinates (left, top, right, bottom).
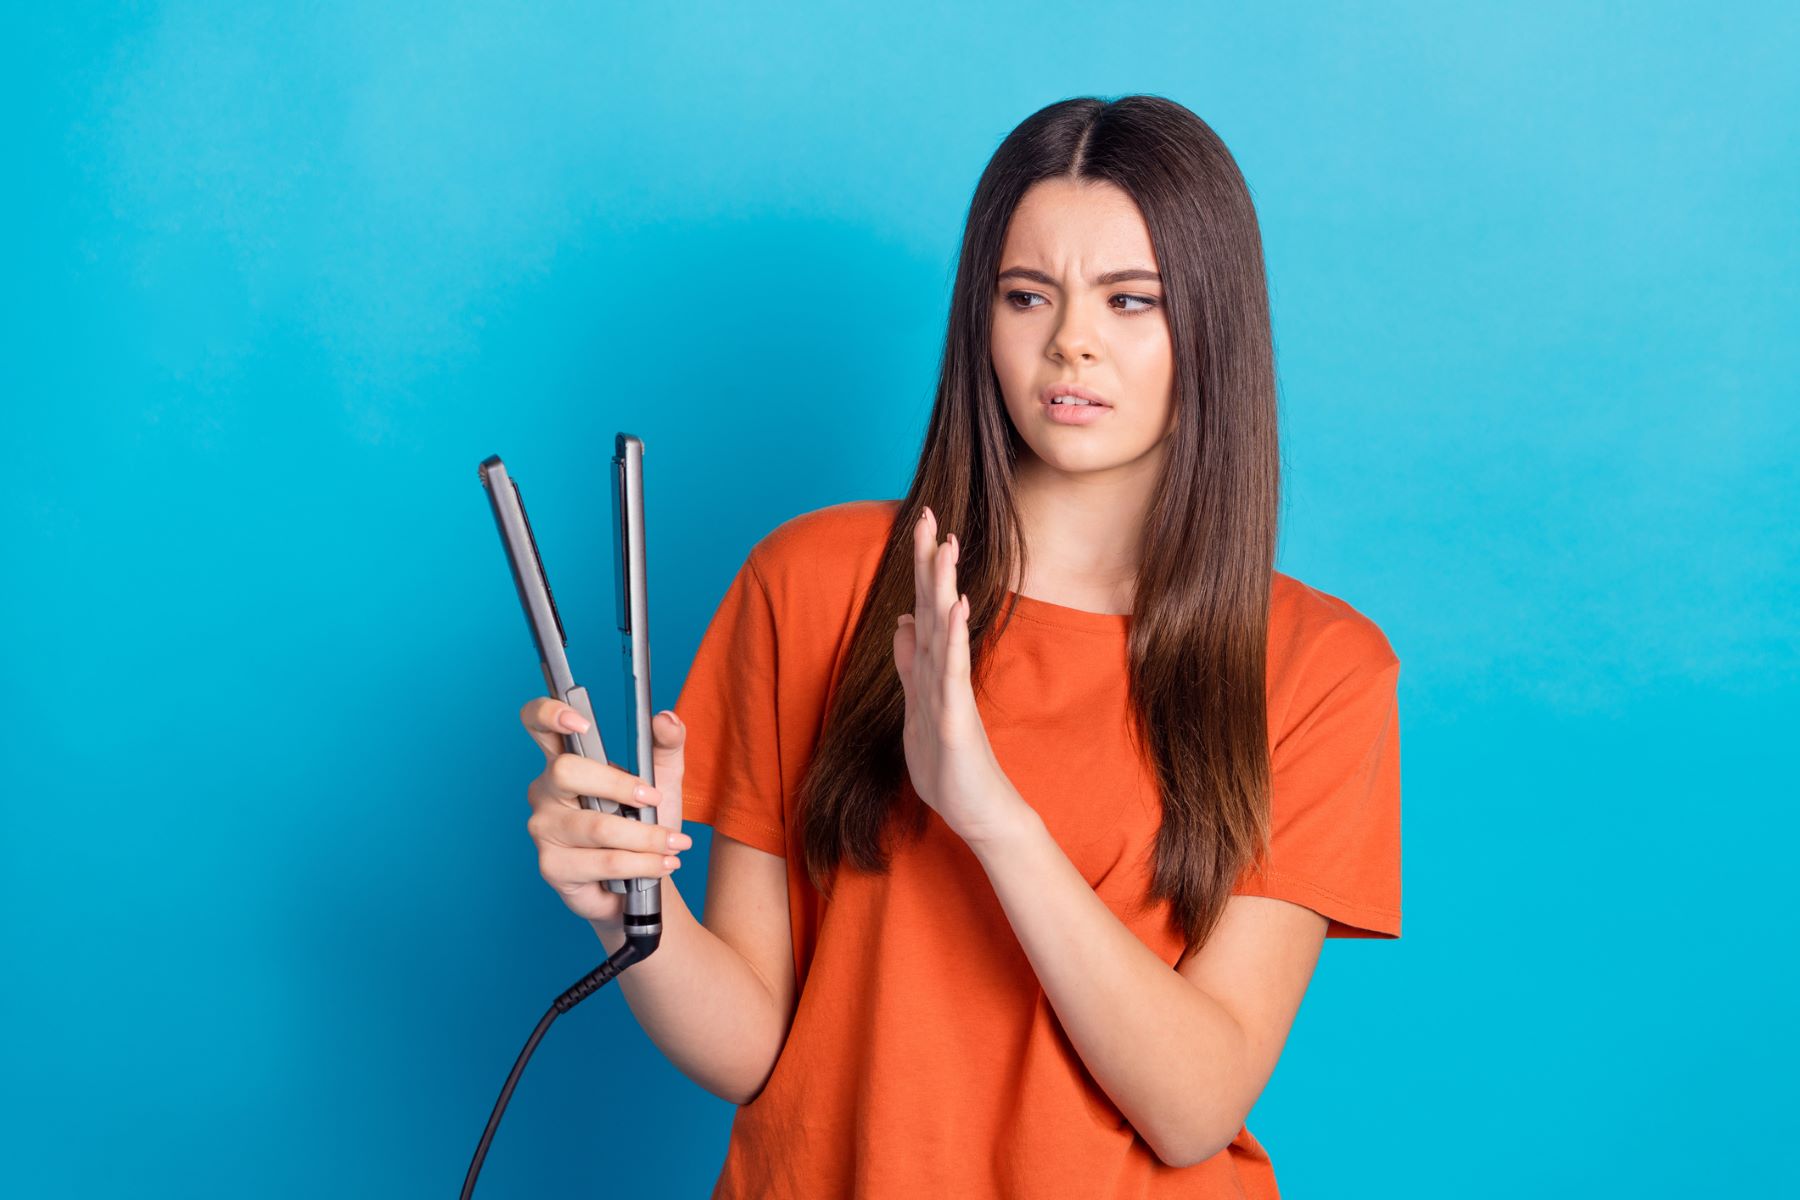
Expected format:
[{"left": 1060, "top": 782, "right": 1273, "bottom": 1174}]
[{"left": 892, "top": 506, "right": 1026, "bottom": 847}]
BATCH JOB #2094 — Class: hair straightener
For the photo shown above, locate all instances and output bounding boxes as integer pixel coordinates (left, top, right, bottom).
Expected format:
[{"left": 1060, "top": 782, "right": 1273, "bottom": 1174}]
[{"left": 462, "top": 437, "right": 662, "bottom": 1198}]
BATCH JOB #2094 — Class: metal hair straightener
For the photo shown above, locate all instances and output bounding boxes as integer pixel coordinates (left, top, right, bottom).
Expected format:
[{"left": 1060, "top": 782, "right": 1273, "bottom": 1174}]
[{"left": 462, "top": 436, "right": 662, "bottom": 1199}]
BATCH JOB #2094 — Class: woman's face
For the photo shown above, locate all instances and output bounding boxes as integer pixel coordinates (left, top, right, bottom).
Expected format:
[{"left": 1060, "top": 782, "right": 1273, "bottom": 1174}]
[{"left": 990, "top": 177, "right": 1177, "bottom": 480}]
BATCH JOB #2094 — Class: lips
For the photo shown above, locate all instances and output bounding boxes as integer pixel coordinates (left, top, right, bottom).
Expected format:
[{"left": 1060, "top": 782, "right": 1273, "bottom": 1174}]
[
  {"left": 1042, "top": 383, "right": 1111, "bottom": 408},
  {"left": 1041, "top": 396, "right": 1110, "bottom": 425}
]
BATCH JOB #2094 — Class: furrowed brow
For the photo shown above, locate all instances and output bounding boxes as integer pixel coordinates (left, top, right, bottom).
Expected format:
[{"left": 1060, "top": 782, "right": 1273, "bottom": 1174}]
[{"left": 996, "top": 266, "right": 1162, "bottom": 287}]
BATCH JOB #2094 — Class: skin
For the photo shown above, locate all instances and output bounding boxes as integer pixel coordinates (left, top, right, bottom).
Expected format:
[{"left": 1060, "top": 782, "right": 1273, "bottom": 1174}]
[
  {"left": 890, "top": 176, "right": 1331, "bottom": 1162},
  {"left": 988, "top": 175, "right": 1179, "bottom": 615},
  {"left": 896, "top": 173, "right": 1181, "bottom": 844},
  {"left": 515, "top": 174, "right": 1332, "bottom": 1154}
]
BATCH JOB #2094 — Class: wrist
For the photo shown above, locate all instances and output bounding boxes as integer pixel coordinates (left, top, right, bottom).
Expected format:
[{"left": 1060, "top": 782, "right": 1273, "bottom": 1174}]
[
  {"left": 962, "top": 788, "right": 1043, "bottom": 864},
  {"left": 590, "top": 917, "right": 627, "bottom": 952}
]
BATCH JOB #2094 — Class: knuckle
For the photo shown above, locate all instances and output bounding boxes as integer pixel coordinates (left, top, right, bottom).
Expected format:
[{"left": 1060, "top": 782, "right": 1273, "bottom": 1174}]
[
  {"left": 548, "top": 753, "right": 582, "bottom": 793},
  {"left": 622, "top": 815, "right": 663, "bottom": 850},
  {"left": 604, "top": 810, "right": 656, "bottom": 851},
  {"left": 523, "top": 695, "right": 558, "bottom": 729},
  {"left": 607, "top": 848, "right": 663, "bottom": 879},
  {"left": 613, "top": 776, "right": 645, "bottom": 808}
]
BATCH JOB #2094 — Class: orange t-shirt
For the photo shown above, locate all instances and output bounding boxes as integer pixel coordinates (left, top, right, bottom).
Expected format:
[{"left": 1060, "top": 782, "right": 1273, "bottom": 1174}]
[{"left": 673, "top": 498, "right": 1402, "bottom": 1199}]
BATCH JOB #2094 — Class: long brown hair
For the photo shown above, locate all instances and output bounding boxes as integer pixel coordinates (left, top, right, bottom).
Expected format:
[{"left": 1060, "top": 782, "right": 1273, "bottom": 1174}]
[{"left": 796, "top": 94, "right": 1278, "bottom": 964}]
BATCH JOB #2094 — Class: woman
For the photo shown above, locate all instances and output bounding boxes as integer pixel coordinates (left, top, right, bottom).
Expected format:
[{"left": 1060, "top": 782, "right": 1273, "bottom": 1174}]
[{"left": 519, "top": 93, "right": 1403, "bottom": 1197}]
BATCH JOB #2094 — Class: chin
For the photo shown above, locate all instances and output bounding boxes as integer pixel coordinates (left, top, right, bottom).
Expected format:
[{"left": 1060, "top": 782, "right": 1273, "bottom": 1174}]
[{"left": 1022, "top": 440, "right": 1120, "bottom": 471}]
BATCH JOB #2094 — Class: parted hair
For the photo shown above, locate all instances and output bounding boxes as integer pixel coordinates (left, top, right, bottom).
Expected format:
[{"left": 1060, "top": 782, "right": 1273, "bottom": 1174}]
[{"left": 794, "top": 94, "right": 1279, "bottom": 964}]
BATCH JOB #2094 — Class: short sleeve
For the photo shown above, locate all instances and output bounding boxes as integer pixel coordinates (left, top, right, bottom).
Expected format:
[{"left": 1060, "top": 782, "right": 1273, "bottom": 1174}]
[
  {"left": 670, "top": 550, "right": 787, "bottom": 857},
  {"left": 1234, "top": 626, "right": 1402, "bottom": 939}
]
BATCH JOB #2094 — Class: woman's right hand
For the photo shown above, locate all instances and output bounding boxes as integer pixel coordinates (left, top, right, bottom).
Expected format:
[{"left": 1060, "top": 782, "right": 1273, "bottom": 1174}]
[{"left": 519, "top": 697, "right": 692, "bottom": 930}]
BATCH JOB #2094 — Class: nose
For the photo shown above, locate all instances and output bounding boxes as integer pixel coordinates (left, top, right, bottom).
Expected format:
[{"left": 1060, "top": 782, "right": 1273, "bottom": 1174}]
[{"left": 1046, "top": 295, "right": 1100, "bottom": 365}]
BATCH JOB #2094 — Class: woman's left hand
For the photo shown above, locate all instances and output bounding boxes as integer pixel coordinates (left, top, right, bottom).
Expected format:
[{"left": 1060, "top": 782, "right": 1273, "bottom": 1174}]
[{"left": 893, "top": 505, "right": 1025, "bottom": 847}]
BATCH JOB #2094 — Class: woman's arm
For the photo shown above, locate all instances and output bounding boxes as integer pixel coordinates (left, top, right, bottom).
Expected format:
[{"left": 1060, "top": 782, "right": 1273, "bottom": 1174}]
[
  {"left": 596, "top": 830, "right": 796, "bottom": 1106},
  {"left": 966, "top": 794, "right": 1327, "bottom": 1168}
]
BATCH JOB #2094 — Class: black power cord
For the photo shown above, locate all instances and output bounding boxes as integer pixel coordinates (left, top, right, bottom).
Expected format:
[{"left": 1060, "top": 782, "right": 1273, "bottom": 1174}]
[{"left": 460, "top": 931, "right": 657, "bottom": 1198}]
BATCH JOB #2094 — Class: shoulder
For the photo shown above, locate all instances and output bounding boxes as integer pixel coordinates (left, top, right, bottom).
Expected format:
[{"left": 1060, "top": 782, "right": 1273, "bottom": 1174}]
[
  {"left": 753, "top": 497, "right": 900, "bottom": 565},
  {"left": 1270, "top": 570, "right": 1400, "bottom": 683},
  {"left": 745, "top": 497, "right": 901, "bottom": 606}
]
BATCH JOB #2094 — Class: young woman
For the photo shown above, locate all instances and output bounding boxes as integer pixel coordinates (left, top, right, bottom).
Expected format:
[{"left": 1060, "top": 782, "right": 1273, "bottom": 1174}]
[{"left": 518, "top": 94, "right": 1402, "bottom": 1198}]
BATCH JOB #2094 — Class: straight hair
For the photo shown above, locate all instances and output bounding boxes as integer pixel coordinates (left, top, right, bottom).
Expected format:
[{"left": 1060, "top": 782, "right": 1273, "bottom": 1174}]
[{"left": 795, "top": 94, "right": 1279, "bottom": 964}]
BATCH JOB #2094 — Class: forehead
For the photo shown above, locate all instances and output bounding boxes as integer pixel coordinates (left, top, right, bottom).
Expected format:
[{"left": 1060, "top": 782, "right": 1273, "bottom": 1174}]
[{"left": 999, "top": 178, "right": 1157, "bottom": 268}]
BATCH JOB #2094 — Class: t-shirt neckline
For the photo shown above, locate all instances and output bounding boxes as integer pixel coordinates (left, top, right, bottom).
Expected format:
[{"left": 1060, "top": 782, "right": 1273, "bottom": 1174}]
[{"left": 1003, "top": 590, "right": 1132, "bottom": 633}]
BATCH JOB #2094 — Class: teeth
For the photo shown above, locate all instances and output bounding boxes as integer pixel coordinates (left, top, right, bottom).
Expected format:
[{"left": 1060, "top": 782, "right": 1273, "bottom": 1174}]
[{"left": 1050, "top": 396, "right": 1095, "bottom": 406}]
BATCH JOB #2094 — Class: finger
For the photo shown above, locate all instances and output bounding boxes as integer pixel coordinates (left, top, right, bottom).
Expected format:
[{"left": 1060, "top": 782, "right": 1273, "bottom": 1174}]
[
  {"left": 913, "top": 505, "right": 938, "bottom": 647},
  {"left": 945, "top": 592, "right": 971, "bottom": 695},
  {"left": 539, "top": 843, "right": 682, "bottom": 889},
  {"left": 933, "top": 533, "right": 960, "bottom": 668},
  {"left": 540, "top": 751, "right": 650, "bottom": 808},
  {"left": 520, "top": 695, "right": 591, "bottom": 762},
  {"left": 529, "top": 770, "right": 611, "bottom": 814},
  {"left": 529, "top": 803, "right": 688, "bottom": 853},
  {"left": 646, "top": 709, "right": 686, "bottom": 830},
  {"left": 894, "top": 613, "right": 916, "bottom": 694}
]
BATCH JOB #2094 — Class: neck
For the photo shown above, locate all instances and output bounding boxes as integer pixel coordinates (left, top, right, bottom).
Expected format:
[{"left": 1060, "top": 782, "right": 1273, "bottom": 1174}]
[{"left": 1010, "top": 456, "right": 1158, "bottom": 613}]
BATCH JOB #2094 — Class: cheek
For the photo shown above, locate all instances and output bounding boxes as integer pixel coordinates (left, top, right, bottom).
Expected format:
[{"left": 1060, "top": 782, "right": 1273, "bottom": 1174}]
[
  {"left": 989, "top": 312, "right": 1023, "bottom": 361},
  {"left": 988, "top": 321, "right": 1034, "bottom": 400},
  {"left": 1120, "top": 319, "right": 1174, "bottom": 373},
  {"left": 1118, "top": 326, "right": 1176, "bottom": 435}
]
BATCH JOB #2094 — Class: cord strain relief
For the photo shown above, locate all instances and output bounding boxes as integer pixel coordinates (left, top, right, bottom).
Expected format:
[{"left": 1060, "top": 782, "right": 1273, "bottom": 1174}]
[{"left": 553, "top": 942, "right": 641, "bottom": 1012}]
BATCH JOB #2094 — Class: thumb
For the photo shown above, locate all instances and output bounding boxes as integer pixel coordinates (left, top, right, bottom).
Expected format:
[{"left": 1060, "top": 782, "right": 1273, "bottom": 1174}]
[{"left": 649, "top": 710, "right": 686, "bottom": 830}]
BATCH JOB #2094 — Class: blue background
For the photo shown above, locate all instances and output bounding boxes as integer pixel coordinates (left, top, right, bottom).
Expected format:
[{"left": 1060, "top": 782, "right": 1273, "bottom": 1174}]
[{"left": 6, "top": 3, "right": 1796, "bottom": 1196}]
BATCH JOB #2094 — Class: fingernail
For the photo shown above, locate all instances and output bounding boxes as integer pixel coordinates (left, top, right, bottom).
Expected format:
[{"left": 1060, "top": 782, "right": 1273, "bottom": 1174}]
[
  {"left": 923, "top": 505, "right": 934, "bottom": 524},
  {"left": 668, "top": 832, "right": 693, "bottom": 850},
  {"left": 634, "top": 784, "right": 660, "bottom": 802},
  {"left": 663, "top": 855, "right": 681, "bottom": 870},
  {"left": 562, "top": 712, "right": 590, "bottom": 732}
]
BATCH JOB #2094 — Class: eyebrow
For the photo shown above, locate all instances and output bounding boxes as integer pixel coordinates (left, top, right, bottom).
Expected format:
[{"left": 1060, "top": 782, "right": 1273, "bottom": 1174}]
[{"left": 995, "top": 266, "right": 1163, "bottom": 287}]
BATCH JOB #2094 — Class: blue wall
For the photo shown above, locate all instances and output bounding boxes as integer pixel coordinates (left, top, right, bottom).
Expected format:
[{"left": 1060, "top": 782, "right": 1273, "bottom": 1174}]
[{"left": 6, "top": 3, "right": 1795, "bottom": 1196}]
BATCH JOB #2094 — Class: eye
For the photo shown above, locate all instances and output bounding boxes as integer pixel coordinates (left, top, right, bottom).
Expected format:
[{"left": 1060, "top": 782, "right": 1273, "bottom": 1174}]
[
  {"left": 1000, "top": 290, "right": 1160, "bottom": 313},
  {"left": 1112, "top": 294, "right": 1159, "bottom": 313}
]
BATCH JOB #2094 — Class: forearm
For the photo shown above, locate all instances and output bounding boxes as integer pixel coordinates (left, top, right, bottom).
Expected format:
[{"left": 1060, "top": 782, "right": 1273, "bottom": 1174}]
[
  {"left": 966, "top": 794, "right": 1246, "bottom": 1167},
  {"left": 593, "top": 877, "right": 786, "bottom": 1106}
]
